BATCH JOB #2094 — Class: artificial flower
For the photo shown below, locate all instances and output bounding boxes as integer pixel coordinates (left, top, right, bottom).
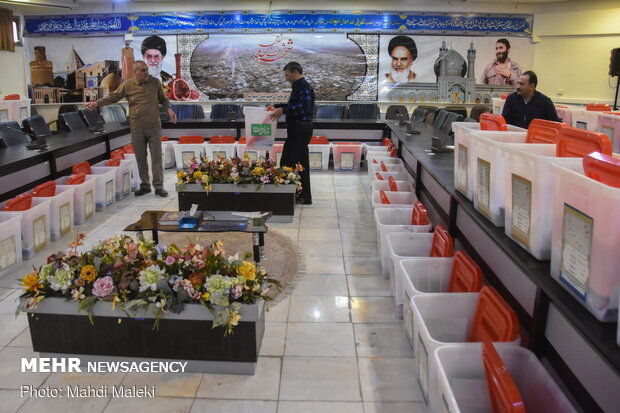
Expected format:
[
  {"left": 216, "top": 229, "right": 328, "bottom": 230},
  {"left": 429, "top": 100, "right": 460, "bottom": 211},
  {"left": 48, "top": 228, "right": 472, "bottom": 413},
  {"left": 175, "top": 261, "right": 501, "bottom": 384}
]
[
  {"left": 92, "top": 276, "right": 115, "bottom": 298},
  {"left": 21, "top": 272, "right": 43, "bottom": 292},
  {"left": 79, "top": 265, "right": 98, "bottom": 283},
  {"left": 138, "top": 265, "right": 165, "bottom": 292},
  {"left": 237, "top": 261, "right": 256, "bottom": 281}
]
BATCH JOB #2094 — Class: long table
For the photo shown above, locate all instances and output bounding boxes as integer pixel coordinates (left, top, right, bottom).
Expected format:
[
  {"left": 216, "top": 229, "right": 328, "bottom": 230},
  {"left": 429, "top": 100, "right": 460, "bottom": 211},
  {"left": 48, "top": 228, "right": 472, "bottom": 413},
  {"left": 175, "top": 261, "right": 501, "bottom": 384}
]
[
  {"left": 387, "top": 121, "right": 619, "bottom": 413},
  {"left": 0, "top": 119, "right": 388, "bottom": 203}
]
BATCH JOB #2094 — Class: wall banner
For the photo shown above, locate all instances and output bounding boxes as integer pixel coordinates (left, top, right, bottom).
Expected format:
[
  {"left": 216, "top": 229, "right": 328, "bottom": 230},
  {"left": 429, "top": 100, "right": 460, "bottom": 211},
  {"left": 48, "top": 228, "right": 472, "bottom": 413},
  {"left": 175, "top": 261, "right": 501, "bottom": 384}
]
[{"left": 25, "top": 11, "right": 532, "bottom": 37}]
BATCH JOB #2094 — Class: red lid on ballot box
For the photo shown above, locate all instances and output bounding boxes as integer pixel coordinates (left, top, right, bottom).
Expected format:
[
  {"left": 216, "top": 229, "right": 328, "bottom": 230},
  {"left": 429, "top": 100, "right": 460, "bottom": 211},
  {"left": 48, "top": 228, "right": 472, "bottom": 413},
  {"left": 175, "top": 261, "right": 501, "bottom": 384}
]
[
  {"left": 526, "top": 119, "right": 564, "bottom": 144},
  {"left": 67, "top": 173, "right": 86, "bottom": 185},
  {"left": 380, "top": 161, "right": 388, "bottom": 172},
  {"left": 122, "top": 144, "right": 134, "bottom": 154},
  {"left": 179, "top": 135, "right": 205, "bottom": 144},
  {"left": 375, "top": 172, "right": 384, "bottom": 180},
  {"left": 110, "top": 149, "right": 125, "bottom": 160},
  {"left": 210, "top": 135, "right": 235, "bottom": 144},
  {"left": 556, "top": 126, "right": 612, "bottom": 157},
  {"left": 3, "top": 193, "right": 33, "bottom": 211},
  {"left": 310, "top": 136, "right": 328, "bottom": 144},
  {"left": 72, "top": 161, "right": 91, "bottom": 175},
  {"left": 480, "top": 113, "right": 508, "bottom": 131},
  {"left": 586, "top": 103, "right": 611, "bottom": 112},
  {"left": 469, "top": 286, "right": 519, "bottom": 343},
  {"left": 430, "top": 225, "right": 453, "bottom": 258},
  {"left": 32, "top": 181, "right": 56, "bottom": 197},
  {"left": 583, "top": 152, "right": 620, "bottom": 188},
  {"left": 411, "top": 201, "right": 429, "bottom": 226},
  {"left": 448, "top": 251, "right": 483, "bottom": 293},
  {"left": 388, "top": 176, "right": 398, "bottom": 191},
  {"left": 107, "top": 158, "right": 121, "bottom": 167},
  {"left": 379, "top": 190, "right": 390, "bottom": 204},
  {"left": 482, "top": 342, "right": 526, "bottom": 413}
]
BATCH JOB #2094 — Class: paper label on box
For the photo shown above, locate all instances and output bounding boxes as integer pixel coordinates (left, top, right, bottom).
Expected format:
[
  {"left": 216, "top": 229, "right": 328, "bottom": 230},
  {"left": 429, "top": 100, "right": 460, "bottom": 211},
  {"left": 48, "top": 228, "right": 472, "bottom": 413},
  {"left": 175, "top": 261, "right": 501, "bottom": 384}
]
[
  {"left": 105, "top": 180, "right": 114, "bottom": 206},
  {"left": 244, "top": 151, "right": 258, "bottom": 161},
  {"left": 340, "top": 152, "right": 355, "bottom": 170},
  {"left": 0, "top": 236, "right": 16, "bottom": 270},
  {"left": 123, "top": 172, "right": 131, "bottom": 196},
  {"left": 456, "top": 144, "right": 468, "bottom": 193},
  {"left": 181, "top": 151, "right": 196, "bottom": 167},
  {"left": 309, "top": 152, "right": 323, "bottom": 169},
  {"left": 511, "top": 174, "right": 532, "bottom": 247},
  {"left": 33, "top": 215, "right": 46, "bottom": 251},
  {"left": 214, "top": 151, "right": 227, "bottom": 161},
  {"left": 276, "top": 152, "right": 283, "bottom": 165},
  {"left": 417, "top": 333, "right": 429, "bottom": 402},
  {"left": 560, "top": 204, "right": 593, "bottom": 300},
  {"left": 476, "top": 158, "right": 491, "bottom": 217},
  {"left": 85, "top": 190, "right": 94, "bottom": 219},
  {"left": 576, "top": 121, "right": 587, "bottom": 130},
  {"left": 601, "top": 125, "right": 614, "bottom": 144},
  {"left": 60, "top": 202, "right": 71, "bottom": 234}
]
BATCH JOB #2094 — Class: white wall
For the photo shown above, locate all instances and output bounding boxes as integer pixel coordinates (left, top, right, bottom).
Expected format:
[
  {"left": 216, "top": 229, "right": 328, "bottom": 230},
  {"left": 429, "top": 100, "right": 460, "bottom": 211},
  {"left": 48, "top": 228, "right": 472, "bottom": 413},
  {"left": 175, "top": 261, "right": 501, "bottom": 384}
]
[
  {"left": 0, "top": 46, "right": 27, "bottom": 97},
  {"left": 532, "top": 0, "right": 620, "bottom": 104}
]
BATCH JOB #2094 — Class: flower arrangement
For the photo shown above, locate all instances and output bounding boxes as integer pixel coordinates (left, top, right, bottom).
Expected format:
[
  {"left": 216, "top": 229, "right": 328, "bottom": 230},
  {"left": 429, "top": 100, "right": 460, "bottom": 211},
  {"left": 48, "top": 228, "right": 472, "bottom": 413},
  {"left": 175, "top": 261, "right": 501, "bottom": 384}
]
[
  {"left": 176, "top": 155, "right": 303, "bottom": 192},
  {"left": 18, "top": 234, "right": 280, "bottom": 335}
]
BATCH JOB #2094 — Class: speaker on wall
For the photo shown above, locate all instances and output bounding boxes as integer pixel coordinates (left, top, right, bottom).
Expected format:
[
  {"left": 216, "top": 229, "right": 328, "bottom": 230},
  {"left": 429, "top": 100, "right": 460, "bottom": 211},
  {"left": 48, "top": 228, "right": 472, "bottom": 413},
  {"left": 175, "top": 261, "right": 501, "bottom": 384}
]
[{"left": 610, "top": 48, "right": 620, "bottom": 77}]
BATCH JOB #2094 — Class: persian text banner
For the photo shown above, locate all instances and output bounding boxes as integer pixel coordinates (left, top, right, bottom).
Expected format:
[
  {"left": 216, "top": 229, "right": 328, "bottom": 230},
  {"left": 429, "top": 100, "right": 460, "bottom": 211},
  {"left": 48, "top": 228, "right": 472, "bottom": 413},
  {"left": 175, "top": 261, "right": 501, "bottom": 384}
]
[{"left": 25, "top": 12, "right": 532, "bottom": 36}]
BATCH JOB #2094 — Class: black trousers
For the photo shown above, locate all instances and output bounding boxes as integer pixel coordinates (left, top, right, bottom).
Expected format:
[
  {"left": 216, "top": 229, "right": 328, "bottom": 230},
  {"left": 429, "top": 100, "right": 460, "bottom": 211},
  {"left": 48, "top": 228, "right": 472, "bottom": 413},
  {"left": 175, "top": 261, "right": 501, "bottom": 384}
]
[{"left": 280, "top": 122, "right": 313, "bottom": 201}]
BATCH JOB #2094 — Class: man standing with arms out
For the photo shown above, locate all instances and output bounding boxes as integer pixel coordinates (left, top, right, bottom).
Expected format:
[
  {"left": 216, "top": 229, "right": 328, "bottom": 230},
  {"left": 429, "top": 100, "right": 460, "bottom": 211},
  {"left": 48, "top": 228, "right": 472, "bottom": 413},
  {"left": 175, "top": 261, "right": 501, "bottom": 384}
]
[
  {"left": 269, "top": 62, "right": 315, "bottom": 205},
  {"left": 87, "top": 60, "right": 177, "bottom": 197},
  {"left": 502, "top": 70, "right": 560, "bottom": 129},
  {"left": 481, "top": 39, "right": 522, "bottom": 86}
]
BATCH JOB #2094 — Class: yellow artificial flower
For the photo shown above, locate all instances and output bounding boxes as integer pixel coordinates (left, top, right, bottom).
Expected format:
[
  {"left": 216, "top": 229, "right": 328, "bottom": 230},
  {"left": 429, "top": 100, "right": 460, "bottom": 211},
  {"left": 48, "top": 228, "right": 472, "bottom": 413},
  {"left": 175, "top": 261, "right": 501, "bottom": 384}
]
[
  {"left": 230, "top": 311, "right": 241, "bottom": 326},
  {"left": 193, "top": 170, "right": 203, "bottom": 179},
  {"left": 111, "top": 295, "right": 121, "bottom": 310},
  {"left": 283, "top": 166, "right": 293, "bottom": 172},
  {"left": 176, "top": 171, "right": 185, "bottom": 179},
  {"left": 21, "top": 271, "right": 43, "bottom": 292},
  {"left": 237, "top": 261, "right": 256, "bottom": 281},
  {"left": 252, "top": 167, "right": 265, "bottom": 176},
  {"left": 201, "top": 175, "right": 210, "bottom": 184},
  {"left": 79, "top": 265, "right": 98, "bottom": 283},
  {"left": 138, "top": 240, "right": 149, "bottom": 256},
  {"left": 202, "top": 291, "right": 211, "bottom": 301}
]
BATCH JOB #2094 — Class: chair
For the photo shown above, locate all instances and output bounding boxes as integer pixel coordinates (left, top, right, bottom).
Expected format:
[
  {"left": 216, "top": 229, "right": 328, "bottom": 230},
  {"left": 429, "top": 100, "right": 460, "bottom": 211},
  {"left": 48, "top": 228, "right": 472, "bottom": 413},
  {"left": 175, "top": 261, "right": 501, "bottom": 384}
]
[
  {"left": 23, "top": 115, "right": 52, "bottom": 138},
  {"left": 347, "top": 103, "right": 380, "bottom": 120},
  {"left": 78, "top": 108, "right": 104, "bottom": 128},
  {"left": 58, "top": 112, "right": 87, "bottom": 132},
  {"left": 100, "top": 105, "right": 127, "bottom": 123},
  {"left": 316, "top": 104, "right": 346, "bottom": 120},
  {"left": 416, "top": 105, "right": 438, "bottom": 124},
  {"left": 441, "top": 112, "right": 464, "bottom": 135},
  {"left": 433, "top": 110, "right": 450, "bottom": 130},
  {"left": 210, "top": 104, "right": 241, "bottom": 120},
  {"left": 385, "top": 105, "right": 409, "bottom": 121},
  {"left": 444, "top": 105, "right": 468, "bottom": 119},
  {"left": 411, "top": 107, "right": 432, "bottom": 122},
  {"left": 0, "top": 121, "right": 30, "bottom": 148},
  {"left": 56, "top": 104, "right": 79, "bottom": 132},
  {"left": 172, "top": 104, "right": 205, "bottom": 120},
  {"left": 470, "top": 105, "right": 491, "bottom": 122}
]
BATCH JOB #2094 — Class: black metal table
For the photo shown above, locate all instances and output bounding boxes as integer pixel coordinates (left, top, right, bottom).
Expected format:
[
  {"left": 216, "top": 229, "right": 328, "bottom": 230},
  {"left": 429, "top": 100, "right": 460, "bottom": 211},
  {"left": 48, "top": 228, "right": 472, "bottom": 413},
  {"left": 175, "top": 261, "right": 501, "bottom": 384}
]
[{"left": 124, "top": 210, "right": 268, "bottom": 263}]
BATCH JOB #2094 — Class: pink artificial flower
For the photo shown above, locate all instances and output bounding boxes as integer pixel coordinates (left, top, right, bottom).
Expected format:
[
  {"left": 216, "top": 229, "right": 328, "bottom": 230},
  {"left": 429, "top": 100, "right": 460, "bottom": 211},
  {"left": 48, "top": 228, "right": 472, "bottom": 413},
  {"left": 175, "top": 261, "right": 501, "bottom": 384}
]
[
  {"left": 231, "top": 284, "right": 243, "bottom": 300},
  {"left": 92, "top": 276, "right": 115, "bottom": 298},
  {"left": 165, "top": 256, "right": 175, "bottom": 265}
]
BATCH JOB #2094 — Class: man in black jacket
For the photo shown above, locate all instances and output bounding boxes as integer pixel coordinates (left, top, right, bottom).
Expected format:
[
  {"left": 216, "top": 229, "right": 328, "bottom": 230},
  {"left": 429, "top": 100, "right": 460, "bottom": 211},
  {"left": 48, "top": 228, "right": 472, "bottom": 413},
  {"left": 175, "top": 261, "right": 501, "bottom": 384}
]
[
  {"left": 270, "top": 62, "right": 315, "bottom": 205},
  {"left": 502, "top": 70, "right": 560, "bottom": 128}
]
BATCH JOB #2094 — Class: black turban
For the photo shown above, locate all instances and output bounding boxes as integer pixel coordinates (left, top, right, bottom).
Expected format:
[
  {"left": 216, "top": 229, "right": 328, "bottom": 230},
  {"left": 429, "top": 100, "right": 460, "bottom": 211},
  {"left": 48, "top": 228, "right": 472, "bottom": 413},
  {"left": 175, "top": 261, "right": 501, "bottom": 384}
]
[
  {"left": 141, "top": 35, "right": 167, "bottom": 57},
  {"left": 388, "top": 35, "right": 417, "bottom": 61}
]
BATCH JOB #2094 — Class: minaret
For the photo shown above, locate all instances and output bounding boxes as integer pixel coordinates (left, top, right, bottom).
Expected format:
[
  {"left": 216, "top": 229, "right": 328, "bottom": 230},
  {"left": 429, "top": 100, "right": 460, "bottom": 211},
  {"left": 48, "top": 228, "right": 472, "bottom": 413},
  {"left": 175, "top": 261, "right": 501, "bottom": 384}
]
[
  {"left": 467, "top": 41, "right": 476, "bottom": 79},
  {"left": 439, "top": 40, "right": 448, "bottom": 78}
]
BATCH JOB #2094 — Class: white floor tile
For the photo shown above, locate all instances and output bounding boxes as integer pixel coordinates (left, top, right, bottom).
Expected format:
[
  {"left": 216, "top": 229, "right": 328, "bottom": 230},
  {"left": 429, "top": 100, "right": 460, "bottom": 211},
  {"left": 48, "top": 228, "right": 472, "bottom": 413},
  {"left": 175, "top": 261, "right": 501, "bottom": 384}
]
[
  {"left": 260, "top": 322, "right": 287, "bottom": 356},
  {"left": 350, "top": 297, "right": 400, "bottom": 323},
  {"left": 296, "top": 241, "right": 343, "bottom": 257},
  {"left": 277, "top": 401, "right": 363, "bottom": 413},
  {"left": 354, "top": 324, "right": 414, "bottom": 357},
  {"left": 105, "top": 396, "right": 193, "bottom": 412},
  {"left": 358, "top": 358, "right": 423, "bottom": 402},
  {"left": 288, "top": 295, "right": 350, "bottom": 323},
  {"left": 347, "top": 276, "right": 391, "bottom": 297},
  {"left": 285, "top": 323, "right": 355, "bottom": 357},
  {"left": 344, "top": 256, "right": 382, "bottom": 275},
  {"left": 292, "top": 274, "right": 348, "bottom": 297},
  {"left": 191, "top": 399, "right": 277, "bottom": 413},
  {"left": 303, "top": 256, "right": 345, "bottom": 274}
]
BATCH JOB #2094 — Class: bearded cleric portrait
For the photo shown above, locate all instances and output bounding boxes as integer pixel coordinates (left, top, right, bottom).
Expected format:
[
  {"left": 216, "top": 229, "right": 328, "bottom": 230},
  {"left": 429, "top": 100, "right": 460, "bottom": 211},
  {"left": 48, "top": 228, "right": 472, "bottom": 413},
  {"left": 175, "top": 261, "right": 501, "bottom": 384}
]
[
  {"left": 384, "top": 35, "right": 418, "bottom": 84},
  {"left": 141, "top": 35, "right": 167, "bottom": 81}
]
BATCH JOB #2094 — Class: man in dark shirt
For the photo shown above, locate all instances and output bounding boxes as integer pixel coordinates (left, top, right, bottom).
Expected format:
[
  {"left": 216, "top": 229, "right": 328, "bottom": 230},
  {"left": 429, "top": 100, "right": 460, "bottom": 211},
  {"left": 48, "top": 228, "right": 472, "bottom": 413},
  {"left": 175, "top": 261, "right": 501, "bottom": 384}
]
[
  {"left": 501, "top": 70, "right": 560, "bottom": 129},
  {"left": 270, "top": 62, "right": 315, "bottom": 205}
]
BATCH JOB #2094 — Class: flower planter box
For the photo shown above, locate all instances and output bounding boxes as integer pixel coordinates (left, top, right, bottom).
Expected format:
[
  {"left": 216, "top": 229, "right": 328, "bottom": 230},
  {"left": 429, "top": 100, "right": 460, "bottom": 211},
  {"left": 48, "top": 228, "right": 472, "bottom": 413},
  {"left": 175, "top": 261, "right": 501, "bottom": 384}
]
[
  {"left": 25, "top": 297, "right": 265, "bottom": 375},
  {"left": 177, "top": 183, "right": 296, "bottom": 223}
]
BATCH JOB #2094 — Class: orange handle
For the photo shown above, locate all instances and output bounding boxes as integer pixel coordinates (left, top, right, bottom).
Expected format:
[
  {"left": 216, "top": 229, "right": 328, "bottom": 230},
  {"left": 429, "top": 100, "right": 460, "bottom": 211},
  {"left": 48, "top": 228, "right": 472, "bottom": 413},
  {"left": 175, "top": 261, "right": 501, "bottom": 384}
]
[{"left": 379, "top": 190, "right": 390, "bottom": 204}]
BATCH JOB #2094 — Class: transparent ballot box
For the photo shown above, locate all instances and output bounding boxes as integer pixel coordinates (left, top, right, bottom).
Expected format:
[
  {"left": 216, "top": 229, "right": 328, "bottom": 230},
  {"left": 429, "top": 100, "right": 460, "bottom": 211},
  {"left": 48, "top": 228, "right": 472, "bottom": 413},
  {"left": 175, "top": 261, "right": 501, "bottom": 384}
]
[
  {"left": 371, "top": 171, "right": 414, "bottom": 189},
  {"left": 162, "top": 137, "right": 176, "bottom": 169},
  {"left": 0, "top": 214, "right": 22, "bottom": 278},
  {"left": 56, "top": 174, "right": 96, "bottom": 225},
  {"left": 333, "top": 143, "right": 363, "bottom": 171},
  {"left": 0, "top": 194, "right": 52, "bottom": 260},
  {"left": 555, "top": 105, "right": 575, "bottom": 125},
  {"left": 598, "top": 111, "right": 620, "bottom": 153},
  {"left": 435, "top": 343, "right": 575, "bottom": 413},
  {"left": 366, "top": 157, "right": 403, "bottom": 181},
  {"left": 236, "top": 137, "right": 267, "bottom": 161},
  {"left": 374, "top": 202, "right": 432, "bottom": 277},
  {"left": 31, "top": 181, "right": 75, "bottom": 241},
  {"left": 308, "top": 137, "right": 331, "bottom": 171},
  {"left": 550, "top": 153, "right": 620, "bottom": 322},
  {"left": 386, "top": 226, "right": 453, "bottom": 318},
  {"left": 453, "top": 121, "right": 525, "bottom": 201},
  {"left": 91, "top": 159, "right": 131, "bottom": 201},
  {"left": 268, "top": 143, "right": 284, "bottom": 165},
  {"left": 172, "top": 137, "right": 206, "bottom": 169},
  {"left": 371, "top": 190, "right": 416, "bottom": 209},
  {"left": 371, "top": 180, "right": 414, "bottom": 193},
  {"left": 411, "top": 287, "right": 520, "bottom": 410},
  {"left": 401, "top": 251, "right": 483, "bottom": 349},
  {"left": 71, "top": 162, "right": 116, "bottom": 212},
  {"left": 121, "top": 153, "right": 139, "bottom": 191},
  {"left": 571, "top": 108, "right": 602, "bottom": 131},
  {"left": 205, "top": 135, "right": 237, "bottom": 161}
]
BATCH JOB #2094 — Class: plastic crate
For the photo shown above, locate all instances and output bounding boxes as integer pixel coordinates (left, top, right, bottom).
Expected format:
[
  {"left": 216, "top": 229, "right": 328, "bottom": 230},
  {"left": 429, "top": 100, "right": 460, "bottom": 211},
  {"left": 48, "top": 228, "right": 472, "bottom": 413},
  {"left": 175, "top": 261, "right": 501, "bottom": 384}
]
[
  {"left": 371, "top": 190, "right": 416, "bottom": 209},
  {"left": 236, "top": 143, "right": 267, "bottom": 161},
  {"left": 374, "top": 207, "right": 432, "bottom": 277},
  {"left": 121, "top": 153, "right": 139, "bottom": 191},
  {"left": 0, "top": 197, "right": 52, "bottom": 260},
  {"left": 204, "top": 143, "right": 237, "bottom": 161},
  {"left": 572, "top": 108, "right": 601, "bottom": 131},
  {"left": 555, "top": 105, "right": 574, "bottom": 125},
  {"left": 550, "top": 159, "right": 620, "bottom": 321},
  {"left": 162, "top": 140, "right": 176, "bottom": 169},
  {"left": 372, "top": 171, "right": 414, "bottom": 190},
  {"left": 598, "top": 111, "right": 620, "bottom": 153},
  {"left": 172, "top": 142, "right": 205, "bottom": 169},
  {"left": 472, "top": 131, "right": 530, "bottom": 226},
  {"left": 411, "top": 289, "right": 520, "bottom": 410},
  {"left": 92, "top": 159, "right": 132, "bottom": 201},
  {"left": 308, "top": 143, "right": 331, "bottom": 171},
  {"left": 502, "top": 144, "right": 582, "bottom": 260},
  {"left": 90, "top": 168, "right": 116, "bottom": 211},
  {"left": 0, "top": 214, "right": 22, "bottom": 278},
  {"left": 56, "top": 175, "right": 97, "bottom": 225},
  {"left": 371, "top": 180, "right": 414, "bottom": 193},
  {"left": 454, "top": 125, "right": 526, "bottom": 201},
  {"left": 366, "top": 157, "right": 403, "bottom": 180},
  {"left": 363, "top": 143, "right": 390, "bottom": 155},
  {"left": 333, "top": 143, "right": 363, "bottom": 171},
  {"left": 33, "top": 186, "right": 75, "bottom": 241},
  {"left": 435, "top": 344, "right": 575, "bottom": 413}
]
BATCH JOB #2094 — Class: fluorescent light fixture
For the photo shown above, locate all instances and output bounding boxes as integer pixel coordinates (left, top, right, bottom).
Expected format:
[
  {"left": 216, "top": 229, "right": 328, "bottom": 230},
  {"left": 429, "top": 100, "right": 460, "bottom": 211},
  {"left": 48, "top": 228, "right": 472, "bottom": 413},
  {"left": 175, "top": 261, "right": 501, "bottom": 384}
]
[{"left": 0, "top": 0, "right": 75, "bottom": 9}]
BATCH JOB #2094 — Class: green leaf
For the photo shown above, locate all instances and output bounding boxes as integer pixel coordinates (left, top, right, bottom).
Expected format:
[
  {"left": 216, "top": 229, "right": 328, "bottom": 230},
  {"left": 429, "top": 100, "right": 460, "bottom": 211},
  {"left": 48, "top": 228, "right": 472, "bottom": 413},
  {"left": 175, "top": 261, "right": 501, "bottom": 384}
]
[{"left": 77, "top": 296, "right": 97, "bottom": 313}]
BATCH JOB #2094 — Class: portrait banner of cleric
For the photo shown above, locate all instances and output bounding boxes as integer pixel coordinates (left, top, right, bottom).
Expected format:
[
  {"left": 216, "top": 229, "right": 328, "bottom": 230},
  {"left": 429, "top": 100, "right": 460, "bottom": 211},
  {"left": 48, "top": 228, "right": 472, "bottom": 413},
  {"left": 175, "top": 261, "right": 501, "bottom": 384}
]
[
  {"left": 140, "top": 35, "right": 170, "bottom": 82},
  {"left": 481, "top": 38, "right": 522, "bottom": 86},
  {"left": 383, "top": 35, "right": 418, "bottom": 85}
]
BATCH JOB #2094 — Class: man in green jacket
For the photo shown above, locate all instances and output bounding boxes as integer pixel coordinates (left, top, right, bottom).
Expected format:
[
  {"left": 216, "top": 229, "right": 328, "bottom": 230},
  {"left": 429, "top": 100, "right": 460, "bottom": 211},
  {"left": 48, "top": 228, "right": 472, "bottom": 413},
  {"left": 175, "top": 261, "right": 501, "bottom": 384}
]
[{"left": 87, "top": 60, "right": 177, "bottom": 197}]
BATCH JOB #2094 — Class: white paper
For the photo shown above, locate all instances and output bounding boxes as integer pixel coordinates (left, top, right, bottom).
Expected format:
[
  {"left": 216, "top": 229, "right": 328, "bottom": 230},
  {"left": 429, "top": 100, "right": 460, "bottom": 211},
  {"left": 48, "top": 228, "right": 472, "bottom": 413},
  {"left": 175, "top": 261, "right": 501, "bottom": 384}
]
[
  {"left": 214, "top": 151, "right": 227, "bottom": 161},
  {"left": 511, "top": 174, "right": 531, "bottom": 245},
  {"left": 85, "top": 190, "right": 94, "bottom": 218},
  {"left": 60, "top": 202, "right": 71, "bottom": 234},
  {"left": 33, "top": 216, "right": 46, "bottom": 251},
  {"left": 456, "top": 144, "right": 468, "bottom": 192},
  {"left": 123, "top": 172, "right": 131, "bottom": 196},
  {"left": 340, "top": 152, "right": 355, "bottom": 170},
  {"left": 181, "top": 151, "right": 196, "bottom": 167},
  {"left": 476, "top": 158, "right": 491, "bottom": 214},
  {"left": 105, "top": 180, "right": 114, "bottom": 206},
  {"left": 0, "top": 236, "right": 16, "bottom": 269},
  {"left": 560, "top": 204, "right": 593, "bottom": 299},
  {"left": 244, "top": 151, "right": 258, "bottom": 161},
  {"left": 309, "top": 152, "right": 323, "bottom": 169}
]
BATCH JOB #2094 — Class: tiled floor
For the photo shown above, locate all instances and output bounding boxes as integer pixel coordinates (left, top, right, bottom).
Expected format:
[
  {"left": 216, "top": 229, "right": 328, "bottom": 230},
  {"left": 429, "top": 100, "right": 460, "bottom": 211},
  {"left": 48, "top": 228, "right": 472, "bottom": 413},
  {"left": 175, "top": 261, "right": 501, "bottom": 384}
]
[{"left": 0, "top": 168, "right": 429, "bottom": 413}]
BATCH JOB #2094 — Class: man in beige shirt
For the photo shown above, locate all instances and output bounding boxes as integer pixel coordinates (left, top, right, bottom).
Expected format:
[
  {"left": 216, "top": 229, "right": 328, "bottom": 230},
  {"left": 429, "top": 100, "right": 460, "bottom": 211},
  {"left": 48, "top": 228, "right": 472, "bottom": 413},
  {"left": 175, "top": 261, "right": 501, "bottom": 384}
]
[{"left": 87, "top": 60, "right": 177, "bottom": 197}]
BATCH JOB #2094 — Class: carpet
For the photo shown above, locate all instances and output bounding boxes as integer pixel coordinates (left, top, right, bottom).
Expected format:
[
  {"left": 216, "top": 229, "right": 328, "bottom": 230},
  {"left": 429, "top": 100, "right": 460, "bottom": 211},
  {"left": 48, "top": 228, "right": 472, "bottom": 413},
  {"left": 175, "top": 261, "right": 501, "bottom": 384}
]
[{"left": 158, "top": 229, "right": 302, "bottom": 307}]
